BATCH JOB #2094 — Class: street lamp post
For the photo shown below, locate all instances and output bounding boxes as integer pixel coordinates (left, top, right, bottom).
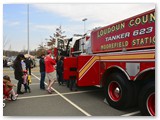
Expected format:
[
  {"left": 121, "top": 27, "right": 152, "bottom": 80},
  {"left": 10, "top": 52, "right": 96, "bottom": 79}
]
[
  {"left": 82, "top": 18, "right": 87, "bottom": 34},
  {"left": 82, "top": 18, "right": 87, "bottom": 53},
  {"left": 27, "top": 4, "right": 30, "bottom": 55}
]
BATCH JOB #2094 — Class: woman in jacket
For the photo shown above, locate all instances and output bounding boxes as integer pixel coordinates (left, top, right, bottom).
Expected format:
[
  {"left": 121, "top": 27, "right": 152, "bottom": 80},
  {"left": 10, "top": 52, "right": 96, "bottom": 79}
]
[{"left": 13, "top": 54, "right": 25, "bottom": 94}]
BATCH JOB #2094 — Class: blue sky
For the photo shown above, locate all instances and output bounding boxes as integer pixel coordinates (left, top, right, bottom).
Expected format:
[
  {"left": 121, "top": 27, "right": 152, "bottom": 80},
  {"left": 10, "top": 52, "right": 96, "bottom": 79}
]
[{"left": 3, "top": 4, "right": 155, "bottom": 51}]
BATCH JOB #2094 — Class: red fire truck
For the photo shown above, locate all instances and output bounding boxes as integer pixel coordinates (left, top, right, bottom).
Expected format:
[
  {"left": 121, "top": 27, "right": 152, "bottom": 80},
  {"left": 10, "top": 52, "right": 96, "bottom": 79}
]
[{"left": 63, "top": 9, "right": 155, "bottom": 116}]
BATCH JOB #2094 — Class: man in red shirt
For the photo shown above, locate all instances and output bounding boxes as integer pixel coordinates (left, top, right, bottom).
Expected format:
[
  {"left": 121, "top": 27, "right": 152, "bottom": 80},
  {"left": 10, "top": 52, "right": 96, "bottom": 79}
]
[{"left": 45, "top": 50, "right": 56, "bottom": 93}]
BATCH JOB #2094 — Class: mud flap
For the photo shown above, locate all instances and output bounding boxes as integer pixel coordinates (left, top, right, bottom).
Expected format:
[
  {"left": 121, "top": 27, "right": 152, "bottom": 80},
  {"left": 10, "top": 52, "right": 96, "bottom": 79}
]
[{"left": 63, "top": 57, "right": 78, "bottom": 91}]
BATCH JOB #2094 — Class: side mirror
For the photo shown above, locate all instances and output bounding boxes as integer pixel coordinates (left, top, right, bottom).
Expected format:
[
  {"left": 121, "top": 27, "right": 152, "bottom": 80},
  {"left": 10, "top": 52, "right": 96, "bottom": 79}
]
[{"left": 68, "top": 38, "right": 72, "bottom": 42}]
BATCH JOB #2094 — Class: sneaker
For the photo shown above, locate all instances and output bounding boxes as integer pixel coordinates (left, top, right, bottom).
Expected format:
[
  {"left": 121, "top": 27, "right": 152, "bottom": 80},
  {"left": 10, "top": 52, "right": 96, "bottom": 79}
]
[
  {"left": 47, "top": 89, "right": 52, "bottom": 94},
  {"left": 50, "top": 89, "right": 55, "bottom": 92},
  {"left": 15, "top": 94, "right": 18, "bottom": 97}
]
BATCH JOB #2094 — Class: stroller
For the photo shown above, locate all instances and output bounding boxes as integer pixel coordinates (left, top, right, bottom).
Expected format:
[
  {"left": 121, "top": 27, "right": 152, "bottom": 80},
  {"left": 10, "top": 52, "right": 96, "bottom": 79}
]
[{"left": 3, "top": 75, "right": 18, "bottom": 107}]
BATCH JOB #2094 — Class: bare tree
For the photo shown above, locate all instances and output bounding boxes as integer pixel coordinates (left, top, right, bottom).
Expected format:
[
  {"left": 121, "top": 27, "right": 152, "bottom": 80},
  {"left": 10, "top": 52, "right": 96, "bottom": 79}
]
[{"left": 3, "top": 35, "right": 10, "bottom": 50}]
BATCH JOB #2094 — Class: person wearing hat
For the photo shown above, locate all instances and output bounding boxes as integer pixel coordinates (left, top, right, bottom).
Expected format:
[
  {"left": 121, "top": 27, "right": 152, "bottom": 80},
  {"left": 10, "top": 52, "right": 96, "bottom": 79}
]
[
  {"left": 44, "top": 50, "right": 56, "bottom": 93},
  {"left": 13, "top": 54, "right": 25, "bottom": 94}
]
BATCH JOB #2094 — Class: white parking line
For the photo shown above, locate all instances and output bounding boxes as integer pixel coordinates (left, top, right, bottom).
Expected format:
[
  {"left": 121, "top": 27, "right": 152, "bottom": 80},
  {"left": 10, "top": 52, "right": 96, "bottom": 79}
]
[
  {"left": 29, "top": 83, "right": 40, "bottom": 85},
  {"left": 18, "top": 94, "right": 59, "bottom": 100},
  {"left": 63, "top": 89, "right": 100, "bottom": 95},
  {"left": 32, "top": 73, "right": 92, "bottom": 116},
  {"left": 121, "top": 111, "right": 140, "bottom": 116},
  {"left": 18, "top": 89, "right": 100, "bottom": 100}
]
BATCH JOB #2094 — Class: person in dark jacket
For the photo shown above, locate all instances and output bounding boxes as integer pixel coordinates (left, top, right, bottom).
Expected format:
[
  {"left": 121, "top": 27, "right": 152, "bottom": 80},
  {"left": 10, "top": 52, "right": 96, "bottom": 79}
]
[
  {"left": 13, "top": 54, "right": 25, "bottom": 94},
  {"left": 57, "top": 56, "right": 64, "bottom": 85},
  {"left": 25, "top": 57, "right": 33, "bottom": 75},
  {"left": 39, "top": 54, "right": 46, "bottom": 90}
]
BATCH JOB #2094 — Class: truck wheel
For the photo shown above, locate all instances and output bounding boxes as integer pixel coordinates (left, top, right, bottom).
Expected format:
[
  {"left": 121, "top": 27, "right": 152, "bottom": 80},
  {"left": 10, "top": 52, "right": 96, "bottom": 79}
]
[
  {"left": 138, "top": 82, "right": 155, "bottom": 116},
  {"left": 105, "top": 73, "right": 134, "bottom": 110}
]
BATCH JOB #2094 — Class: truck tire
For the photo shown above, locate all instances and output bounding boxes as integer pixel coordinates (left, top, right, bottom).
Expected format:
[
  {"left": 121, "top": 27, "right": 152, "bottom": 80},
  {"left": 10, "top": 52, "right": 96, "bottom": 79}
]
[
  {"left": 138, "top": 82, "right": 155, "bottom": 116},
  {"left": 104, "top": 73, "right": 134, "bottom": 110}
]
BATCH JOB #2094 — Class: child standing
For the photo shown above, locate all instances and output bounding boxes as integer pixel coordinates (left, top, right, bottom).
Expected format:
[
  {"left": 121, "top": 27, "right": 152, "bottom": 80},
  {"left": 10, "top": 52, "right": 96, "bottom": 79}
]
[{"left": 23, "top": 70, "right": 31, "bottom": 93}]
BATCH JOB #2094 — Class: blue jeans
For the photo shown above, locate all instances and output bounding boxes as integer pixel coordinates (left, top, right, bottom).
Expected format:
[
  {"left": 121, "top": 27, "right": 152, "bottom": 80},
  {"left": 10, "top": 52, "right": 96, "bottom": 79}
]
[{"left": 40, "top": 72, "right": 45, "bottom": 89}]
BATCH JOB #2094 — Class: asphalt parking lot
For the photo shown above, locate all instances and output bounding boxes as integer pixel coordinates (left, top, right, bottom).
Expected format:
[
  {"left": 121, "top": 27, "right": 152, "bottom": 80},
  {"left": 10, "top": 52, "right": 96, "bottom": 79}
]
[{"left": 3, "top": 67, "right": 141, "bottom": 116}]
